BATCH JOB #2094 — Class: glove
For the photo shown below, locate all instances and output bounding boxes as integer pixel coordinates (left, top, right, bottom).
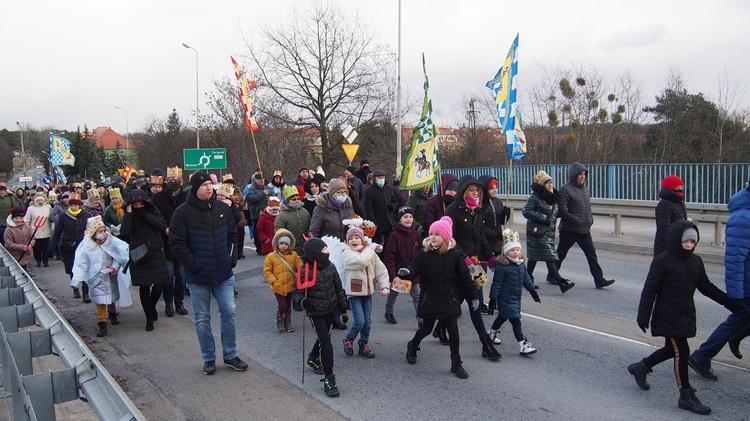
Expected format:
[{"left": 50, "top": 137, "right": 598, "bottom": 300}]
[
  {"left": 530, "top": 290, "right": 541, "bottom": 303},
  {"left": 397, "top": 268, "right": 411, "bottom": 277},
  {"left": 464, "top": 256, "right": 474, "bottom": 267},
  {"left": 106, "top": 265, "right": 118, "bottom": 275},
  {"left": 378, "top": 287, "right": 390, "bottom": 297},
  {"left": 500, "top": 207, "right": 511, "bottom": 223},
  {"left": 488, "top": 299, "right": 497, "bottom": 312},
  {"left": 470, "top": 256, "right": 485, "bottom": 266},
  {"left": 469, "top": 299, "right": 480, "bottom": 312},
  {"left": 341, "top": 312, "right": 349, "bottom": 323},
  {"left": 487, "top": 255, "right": 497, "bottom": 269},
  {"left": 368, "top": 243, "right": 383, "bottom": 253},
  {"left": 22, "top": 245, "right": 31, "bottom": 252},
  {"left": 724, "top": 298, "right": 744, "bottom": 314},
  {"left": 638, "top": 322, "right": 649, "bottom": 333}
]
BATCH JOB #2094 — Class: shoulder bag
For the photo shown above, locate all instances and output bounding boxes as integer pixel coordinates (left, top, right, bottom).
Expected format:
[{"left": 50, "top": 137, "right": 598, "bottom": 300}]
[{"left": 526, "top": 220, "right": 549, "bottom": 239}]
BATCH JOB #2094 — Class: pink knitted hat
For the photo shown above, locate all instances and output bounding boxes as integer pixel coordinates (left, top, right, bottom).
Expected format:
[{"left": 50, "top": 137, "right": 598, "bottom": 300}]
[{"left": 429, "top": 216, "right": 453, "bottom": 243}]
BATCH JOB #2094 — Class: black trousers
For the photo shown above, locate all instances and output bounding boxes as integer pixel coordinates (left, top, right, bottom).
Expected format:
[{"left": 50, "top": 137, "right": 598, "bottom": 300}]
[
  {"left": 643, "top": 337, "right": 691, "bottom": 391},
  {"left": 309, "top": 315, "right": 335, "bottom": 376}
]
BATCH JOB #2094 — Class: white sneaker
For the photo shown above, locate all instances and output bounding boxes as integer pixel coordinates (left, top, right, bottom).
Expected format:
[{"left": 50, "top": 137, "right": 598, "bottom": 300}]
[
  {"left": 519, "top": 338, "right": 537, "bottom": 356},
  {"left": 488, "top": 329, "right": 502, "bottom": 345}
]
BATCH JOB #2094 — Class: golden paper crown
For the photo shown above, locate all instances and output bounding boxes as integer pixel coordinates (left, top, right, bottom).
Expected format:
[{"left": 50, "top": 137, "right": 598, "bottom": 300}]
[
  {"left": 273, "top": 170, "right": 282, "bottom": 177},
  {"left": 502, "top": 229, "right": 521, "bottom": 247},
  {"left": 150, "top": 175, "right": 164, "bottom": 185},
  {"left": 167, "top": 166, "right": 183, "bottom": 179}
]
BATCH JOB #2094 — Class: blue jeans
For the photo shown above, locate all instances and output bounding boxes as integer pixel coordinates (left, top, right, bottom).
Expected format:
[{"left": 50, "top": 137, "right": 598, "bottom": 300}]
[
  {"left": 164, "top": 259, "right": 186, "bottom": 305},
  {"left": 188, "top": 276, "right": 237, "bottom": 362},
  {"left": 346, "top": 296, "right": 372, "bottom": 344},
  {"left": 692, "top": 298, "right": 750, "bottom": 363},
  {"left": 556, "top": 230, "right": 606, "bottom": 283}
]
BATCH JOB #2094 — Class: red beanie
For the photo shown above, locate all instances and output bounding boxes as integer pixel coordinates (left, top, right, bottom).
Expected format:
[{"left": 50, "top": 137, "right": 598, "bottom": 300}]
[{"left": 661, "top": 175, "right": 683, "bottom": 190}]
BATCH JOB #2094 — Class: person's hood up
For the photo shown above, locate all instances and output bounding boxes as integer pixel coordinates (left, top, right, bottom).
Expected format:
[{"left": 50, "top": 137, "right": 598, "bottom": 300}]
[
  {"left": 456, "top": 176, "right": 489, "bottom": 207},
  {"left": 272, "top": 228, "right": 296, "bottom": 253},
  {"left": 665, "top": 219, "right": 698, "bottom": 259},
  {"left": 568, "top": 162, "right": 588, "bottom": 184},
  {"left": 439, "top": 173, "right": 458, "bottom": 193},
  {"left": 478, "top": 175, "right": 498, "bottom": 190},
  {"left": 727, "top": 188, "right": 750, "bottom": 213}
]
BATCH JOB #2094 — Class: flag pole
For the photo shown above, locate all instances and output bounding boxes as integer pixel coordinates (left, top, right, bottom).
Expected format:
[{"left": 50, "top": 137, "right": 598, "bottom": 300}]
[{"left": 249, "top": 129, "right": 263, "bottom": 177}]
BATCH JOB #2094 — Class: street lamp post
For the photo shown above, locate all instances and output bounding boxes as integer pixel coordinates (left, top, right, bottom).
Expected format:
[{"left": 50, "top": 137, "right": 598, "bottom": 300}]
[
  {"left": 15, "top": 121, "right": 26, "bottom": 176},
  {"left": 182, "top": 43, "right": 200, "bottom": 148},
  {"left": 114, "top": 106, "right": 129, "bottom": 163}
]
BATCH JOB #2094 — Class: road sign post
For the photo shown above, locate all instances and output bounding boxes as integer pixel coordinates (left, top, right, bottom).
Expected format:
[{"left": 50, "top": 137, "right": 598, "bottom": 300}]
[{"left": 183, "top": 148, "right": 227, "bottom": 171}]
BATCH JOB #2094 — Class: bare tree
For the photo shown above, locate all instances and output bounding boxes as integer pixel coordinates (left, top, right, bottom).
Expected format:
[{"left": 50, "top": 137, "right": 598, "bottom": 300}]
[{"left": 242, "top": 1, "right": 391, "bottom": 176}]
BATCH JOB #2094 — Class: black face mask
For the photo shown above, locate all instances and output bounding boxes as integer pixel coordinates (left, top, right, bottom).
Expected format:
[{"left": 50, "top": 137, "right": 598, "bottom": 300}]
[{"left": 167, "top": 182, "right": 182, "bottom": 192}]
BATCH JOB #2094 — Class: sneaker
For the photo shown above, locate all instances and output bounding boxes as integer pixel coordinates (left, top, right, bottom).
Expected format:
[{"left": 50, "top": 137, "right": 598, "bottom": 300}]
[
  {"left": 203, "top": 360, "right": 216, "bottom": 375},
  {"left": 385, "top": 313, "right": 397, "bottom": 324},
  {"left": 343, "top": 337, "right": 354, "bottom": 356},
  {"left": 321, "top": 375, "right": 339, "bottom": 397},
  {"left": 595, "top": 279, "right": 615, "bottom": 289},
  {"left": 519, "top": 338, "right": 537, "bottom": 356},
  {"left": 223, "top": 356, "right": 248, "bottom": 371},
  {"left": 688, "top": 355, "right": 717, "bottom": 381},
  {"left": 307, "top": 356, "right": 324, "bottom": 374},
  {"left": 488, "top": 329, "right": 502, "bottom": 345},
  {"left": 358, "top": 343, "right": 375, "bottom": 358}
]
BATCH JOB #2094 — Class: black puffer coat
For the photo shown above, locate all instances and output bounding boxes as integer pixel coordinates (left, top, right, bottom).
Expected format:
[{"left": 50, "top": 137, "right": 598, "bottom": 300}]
[
  {"left": 120, "top": 191, "right": 169, "bottom": 287},
  {"left": 399, "top": 239, "right": 477, "bottom": 320},
  {"left": 292, "top": 260, "right": 349, "bottom": 317},
  {"left": 444, "top": 177, "right": 494, "bottom": 261},
  {"left": 479, "top": 176, "right": 510, "bottom": 255},
  {"left": 653, "top": 188, "right": 687, "bottom": 255},
  {"left": 522, "top": 184, "right": 559, "bottom": 262},
  {"left": 637, "top": 220, "right": 727, "bottom": 338},
  {"left": 557, "top": 162, "right": 594, "bottom": 234},
  {"left": 150, "top": 188, "right": 187, "bottom": 261}
]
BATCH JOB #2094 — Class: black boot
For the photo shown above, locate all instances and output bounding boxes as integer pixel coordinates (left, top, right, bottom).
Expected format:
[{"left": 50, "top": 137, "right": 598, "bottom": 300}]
[
  {"left": 321, "top": 375, "right": 340, "bottom": 397},
  {"left": 96, "top": 322, "right": 107, "bottom": 337},
  {"left": 627, "top": 359, "right": 652, "bottom": 390},
  {"left": 433, "top": 323, "right": 449, "bottom": 346},
  {"left": 82, "top": 284, "right": 91, "bottom": 303},
  {"left": 72, "top": 287, "right": 81, "bottom": 298},
  {"left": 481, "top": 335, "right": 502, "bottom": 360},
  {"left": 108, "top": 312, "right": 120, "bottom": 325},
  {"left": 406, "top": 340, "right": 419, "bottom": 364},
  {"left": 678, "top": 388, "right": 711, "bottom": 415},
  {"left": 558, "top": 279, "right": 575, "bottom": 294},
  {"left": 728, "top": 326, "right": 750, "bottom": 359},
  {"left": 450, "top": 355, "right": 468, "bottom": 379}
]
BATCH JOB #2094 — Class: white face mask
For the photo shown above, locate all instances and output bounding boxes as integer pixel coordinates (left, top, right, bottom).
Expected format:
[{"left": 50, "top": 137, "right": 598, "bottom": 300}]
[{"left": 95, "top": 233, "right": 107, "bottom": 241}]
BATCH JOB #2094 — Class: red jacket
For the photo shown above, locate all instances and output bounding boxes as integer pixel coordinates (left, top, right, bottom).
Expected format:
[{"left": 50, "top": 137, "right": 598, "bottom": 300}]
[{"left": 257, "top": 209, "right": 278, "bottom": 255}]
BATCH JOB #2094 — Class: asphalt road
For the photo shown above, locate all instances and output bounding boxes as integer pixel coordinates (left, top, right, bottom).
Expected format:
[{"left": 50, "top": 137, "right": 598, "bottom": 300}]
[{"left": 11, "top": 216, "right": 750, "bottom": 420}]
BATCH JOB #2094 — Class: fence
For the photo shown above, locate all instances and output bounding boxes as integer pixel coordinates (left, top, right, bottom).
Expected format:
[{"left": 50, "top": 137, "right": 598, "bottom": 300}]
[
  {"left": 445, "top": 163, "right": 750, "bottom": 204},
  {"left": 0, "top": 247, "right": 144, "bottom": 420}
]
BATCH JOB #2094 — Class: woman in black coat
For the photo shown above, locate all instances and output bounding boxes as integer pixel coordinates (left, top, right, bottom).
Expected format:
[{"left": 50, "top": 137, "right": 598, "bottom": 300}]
[
  {"left": 50, "top": 195, "right": 91, "bottom": 300},
  {"left": 653, "top": 175, "right": 687, "bottom": 256},
  {"left": 522, "top": 171, "right": 574, "bottom": 293},
  {"left": 120, "top": 189, "right": 170, "bottom": 331}
]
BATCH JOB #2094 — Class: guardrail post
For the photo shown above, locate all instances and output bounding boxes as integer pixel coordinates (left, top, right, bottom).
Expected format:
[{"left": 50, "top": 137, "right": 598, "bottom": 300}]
[
  {"left": 612, "top": 214, "right": 623, "bottom": 236},
  {"left": 713, "top": 221, "right": 724, "bottom": 246}
]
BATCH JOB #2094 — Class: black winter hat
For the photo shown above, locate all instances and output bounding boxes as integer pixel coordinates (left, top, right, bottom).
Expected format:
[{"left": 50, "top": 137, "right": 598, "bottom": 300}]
[
  {"left": 151, "top": 168, "right": 165, "bottom": 176},
  {"left": 190, "top": 172, "right": 212, "bottom": 193},
  {"left": 397, "top": 206, "right": 414, "bottom": 221},
  {"left": 303, "top": 238, "right": 330, "bottom": 268},
  {"left": 125, "top": 189, "right": 149, "bottom": 205},
  {"left": 11, "top": 208, "right": 26, "bottom": 218},
  {"left": 345, "top": 166, "right": 357, "bottom": 175},
  {"left": 360, "top": 159, "right": 369, "bottom": 166}
]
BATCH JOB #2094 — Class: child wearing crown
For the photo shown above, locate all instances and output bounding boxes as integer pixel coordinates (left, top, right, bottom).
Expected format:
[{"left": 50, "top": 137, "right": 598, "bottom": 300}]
[{"left": 487, "top": 229, "right": 541, "bottom": 356}]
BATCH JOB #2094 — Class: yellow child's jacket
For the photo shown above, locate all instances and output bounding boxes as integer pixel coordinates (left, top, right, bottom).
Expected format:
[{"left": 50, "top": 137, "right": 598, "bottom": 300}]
[{"left": 263, "top": 228, "right": 303, "bottom": 296}]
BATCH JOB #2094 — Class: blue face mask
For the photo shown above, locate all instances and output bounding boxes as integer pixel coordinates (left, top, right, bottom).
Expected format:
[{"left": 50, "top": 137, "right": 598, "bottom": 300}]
[
  {"left": 336, "top": 194, "right": 348, "bottom": 204},
  {"left": 376, "top": 179, "right": 385, "bottom": 187},
  {"left": 289, "top": 203, "right": 302, "bottom": 209}
]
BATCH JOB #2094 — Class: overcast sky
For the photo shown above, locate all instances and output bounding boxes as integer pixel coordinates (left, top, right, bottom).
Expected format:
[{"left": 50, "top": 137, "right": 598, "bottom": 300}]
[{"left": 3, "top": 0, "right": 749, "bottom": 136}]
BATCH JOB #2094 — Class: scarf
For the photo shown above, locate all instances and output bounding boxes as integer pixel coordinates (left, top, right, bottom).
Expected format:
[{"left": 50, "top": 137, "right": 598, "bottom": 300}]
[{"left": 112, "top": 201, "right": 125, "bottom": 221}]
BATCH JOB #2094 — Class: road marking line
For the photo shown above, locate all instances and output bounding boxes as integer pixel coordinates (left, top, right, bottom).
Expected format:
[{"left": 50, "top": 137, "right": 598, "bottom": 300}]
[{"left": 523, "top": 312, "right": 750, "bottom": 373}]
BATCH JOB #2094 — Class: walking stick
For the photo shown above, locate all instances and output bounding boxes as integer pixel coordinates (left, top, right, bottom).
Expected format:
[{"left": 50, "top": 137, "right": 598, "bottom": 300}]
[
  {"left": 18, "top": 215, "right": 49, "bottom": 262},
  {"left": 296, "top": 261, "right": 318, "bottom": 384}
]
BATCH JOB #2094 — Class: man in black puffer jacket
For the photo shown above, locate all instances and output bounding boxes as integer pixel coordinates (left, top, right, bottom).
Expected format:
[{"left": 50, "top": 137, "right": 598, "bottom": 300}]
[
  {"left": 169, "top": 172, "right": 246, "bottom": 375},
  {"left": 556, "top": 162, "right": 615, "bottom": 289}
]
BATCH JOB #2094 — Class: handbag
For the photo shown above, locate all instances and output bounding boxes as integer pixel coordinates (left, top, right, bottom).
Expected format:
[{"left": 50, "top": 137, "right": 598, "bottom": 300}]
[
  {"left": 129, "top": 242, "right": 151, "bottom": 264},
  {"left": 526, "top": 220, "right": 549, "bottom": 239}
]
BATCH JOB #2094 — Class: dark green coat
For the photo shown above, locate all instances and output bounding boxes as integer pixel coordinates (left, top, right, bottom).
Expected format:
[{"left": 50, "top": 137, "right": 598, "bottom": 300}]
[{"left": 522, "top": 184, "right": 559, "bottom": 262}]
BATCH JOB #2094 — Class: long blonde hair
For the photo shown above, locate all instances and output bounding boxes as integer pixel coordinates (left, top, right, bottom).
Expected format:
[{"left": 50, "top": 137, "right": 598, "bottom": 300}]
[{"left": 424, "top": 237, "right": 450, "bottom": 255}]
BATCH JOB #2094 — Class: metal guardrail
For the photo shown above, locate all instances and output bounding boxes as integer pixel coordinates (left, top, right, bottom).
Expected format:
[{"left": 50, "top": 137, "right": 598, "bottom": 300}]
[
  {"left": 503, "top": 195, "right": 729, "bottom": 246},
  {"left": 0, "top": 247, "right": 144, "bottom": 420}
]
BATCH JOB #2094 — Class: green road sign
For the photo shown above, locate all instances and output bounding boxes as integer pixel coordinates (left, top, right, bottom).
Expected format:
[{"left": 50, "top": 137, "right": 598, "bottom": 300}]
[{"left": 183, "top": 148, "right": 227, "bottom": 170}]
